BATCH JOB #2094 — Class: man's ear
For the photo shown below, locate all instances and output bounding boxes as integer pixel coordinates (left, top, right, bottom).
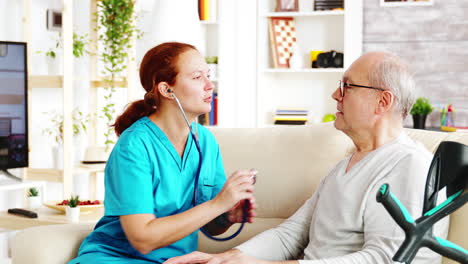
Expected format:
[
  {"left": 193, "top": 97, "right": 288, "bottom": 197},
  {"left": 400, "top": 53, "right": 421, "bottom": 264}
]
[
  {"left": 376, "top": 90, "right": 394, "bottom": 114},
  {"left": 157, "top": 82, "right": 173, "bottom": 99}
]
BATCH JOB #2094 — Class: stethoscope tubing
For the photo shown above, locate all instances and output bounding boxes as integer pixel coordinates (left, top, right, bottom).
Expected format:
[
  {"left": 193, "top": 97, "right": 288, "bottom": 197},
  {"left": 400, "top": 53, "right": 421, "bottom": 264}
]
[{"left": 171, "top": 92, "right": 247, "bottom": 241}]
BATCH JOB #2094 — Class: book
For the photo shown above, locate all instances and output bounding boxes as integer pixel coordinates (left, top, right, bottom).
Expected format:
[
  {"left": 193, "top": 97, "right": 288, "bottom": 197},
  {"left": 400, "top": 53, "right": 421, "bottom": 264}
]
[
  {"left": 274, "top": 115, "right": 308, "bottom": 121},
  {"left": 274, "top": 120, "right": 307, "bottom": 125},
  {"left": 199, "top": 0, "right": 210, "bottom": 21}
]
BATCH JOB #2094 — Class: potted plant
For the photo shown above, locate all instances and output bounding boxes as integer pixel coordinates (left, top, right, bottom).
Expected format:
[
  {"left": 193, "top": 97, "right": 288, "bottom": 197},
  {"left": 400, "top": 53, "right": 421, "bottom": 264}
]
[
  {"left": 38, "top": 32, "right": 89, "bottom": 75},
  {"left": 65, "top": 194, "right": 80, "bottom": 222},
  {"left": 410, "top": 97, "right": 434, "bottom": 129},
  {"left": 96, "top": 0, "right": 141, "bottom": 151},
  {"left": 26, "top": 187, "right": 41, "bottom": 209},
  {"left": 42, "top": 108, "right": 90, "bottom": 169}
]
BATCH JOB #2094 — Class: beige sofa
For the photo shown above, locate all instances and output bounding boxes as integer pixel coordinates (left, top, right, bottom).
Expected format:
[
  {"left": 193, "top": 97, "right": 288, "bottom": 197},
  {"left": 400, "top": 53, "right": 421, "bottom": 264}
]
[{"left": 11, "top": 124, "right": 468, "bottom": 264}]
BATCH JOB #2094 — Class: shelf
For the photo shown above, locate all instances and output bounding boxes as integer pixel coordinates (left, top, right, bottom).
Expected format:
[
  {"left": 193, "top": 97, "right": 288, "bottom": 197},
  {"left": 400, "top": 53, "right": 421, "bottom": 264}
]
[
  {"left": 261, "top": 10, "right": 344, "bottom": 17},
  {"left": 200, "top": 20, "right": 218, "bottom": 25},
  {"left": 30, "top": 75, "right": 63, "bottom": 88},
  {"left": 26, "top": 165, "right": 105, "bottom": 182},
  {"left": 29, "top": 76, "right": 128, "bottom": 88},
  {"left": 90, "top": 77, "right": 128, "bottom": 88},
  {"left": 261, "top": 68, "right": 345, "bottom": 73},
  {"left": 0, "top": 179, "right": 46, "bottom": 191}
]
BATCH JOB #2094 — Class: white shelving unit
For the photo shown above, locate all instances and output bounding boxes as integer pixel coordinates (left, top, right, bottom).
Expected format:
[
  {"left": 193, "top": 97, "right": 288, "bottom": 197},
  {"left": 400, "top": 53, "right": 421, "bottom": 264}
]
[
  {"left": 200, "top": 4, "right": 220, "bottom": 126},
  {"left": 21, "top": 0, "right": 137, "bottom": 199},
  {"left": 256, "top": 0, "right": 363, "bottom": 126}
]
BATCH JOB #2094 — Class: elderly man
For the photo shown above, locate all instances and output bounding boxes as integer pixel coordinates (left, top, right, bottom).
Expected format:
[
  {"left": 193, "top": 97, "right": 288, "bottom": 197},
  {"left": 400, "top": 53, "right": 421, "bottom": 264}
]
[{"left": 164, "top": 52, "right": 449, "bottom": 264}]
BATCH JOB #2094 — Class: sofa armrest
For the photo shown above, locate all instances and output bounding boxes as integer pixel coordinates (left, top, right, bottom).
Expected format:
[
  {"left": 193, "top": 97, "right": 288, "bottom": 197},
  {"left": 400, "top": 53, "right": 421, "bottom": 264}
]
[{"left": 11, "top": 224, "right": 93, "bottom": 264}]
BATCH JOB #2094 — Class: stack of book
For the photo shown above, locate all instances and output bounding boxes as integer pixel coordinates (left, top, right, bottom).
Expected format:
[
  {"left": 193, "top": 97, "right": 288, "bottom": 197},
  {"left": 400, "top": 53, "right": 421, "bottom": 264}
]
[
  {"left": 274, "top": 109, "right": 308, "bottom": 125},
  {"left": 198, "top": 0, "right": 218, "bottom": 21},
  {"left": 314, "top": 0, "right": 344, "bottom": 11}
]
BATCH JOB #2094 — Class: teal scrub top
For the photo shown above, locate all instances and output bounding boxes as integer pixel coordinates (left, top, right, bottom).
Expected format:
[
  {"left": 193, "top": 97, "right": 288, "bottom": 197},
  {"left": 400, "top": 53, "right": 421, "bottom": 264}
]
[{"left": 69, "top": 117, "right": 226, "bottom": 264}]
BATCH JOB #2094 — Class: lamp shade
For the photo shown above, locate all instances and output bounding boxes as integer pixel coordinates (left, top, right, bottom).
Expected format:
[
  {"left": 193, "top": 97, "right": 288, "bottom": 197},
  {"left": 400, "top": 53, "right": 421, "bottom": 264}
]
[{"left": 151, "top": 0, "right": 205, "bottom": 54}]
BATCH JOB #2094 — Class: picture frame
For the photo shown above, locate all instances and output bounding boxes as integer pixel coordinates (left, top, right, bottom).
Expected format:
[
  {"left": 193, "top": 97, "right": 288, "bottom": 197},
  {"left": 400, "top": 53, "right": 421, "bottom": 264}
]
[
  {"left": 380, "top": 0, "right": 434, "bottom": 7},
  {"left": 47, "top": 9, "right": 62, "bottom": 31},
  {"left": 275, "top": 0, "right": 299, "bottom": 12},
  {"left": 268, "top": 17, "right": 297, "bottom": 68}
]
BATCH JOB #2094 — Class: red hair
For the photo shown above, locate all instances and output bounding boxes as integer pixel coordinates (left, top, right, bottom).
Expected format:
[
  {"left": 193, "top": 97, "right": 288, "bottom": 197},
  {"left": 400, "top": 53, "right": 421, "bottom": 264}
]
[{"left": 113, "top": 42, "right": 196, "bottom": 136}]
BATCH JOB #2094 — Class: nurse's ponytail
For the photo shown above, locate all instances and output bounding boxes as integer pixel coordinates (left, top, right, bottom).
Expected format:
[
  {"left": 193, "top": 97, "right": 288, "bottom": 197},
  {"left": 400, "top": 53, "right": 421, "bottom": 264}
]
[{"left": 113, "top": 42, "right": 196, "bottom": 136}]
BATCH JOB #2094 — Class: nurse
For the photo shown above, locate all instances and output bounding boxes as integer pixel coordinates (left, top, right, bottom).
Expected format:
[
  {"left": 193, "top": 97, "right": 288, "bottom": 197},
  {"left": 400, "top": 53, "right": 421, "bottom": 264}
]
[{"left": 69, "top": 42, "right": 257, "bottom": 264}]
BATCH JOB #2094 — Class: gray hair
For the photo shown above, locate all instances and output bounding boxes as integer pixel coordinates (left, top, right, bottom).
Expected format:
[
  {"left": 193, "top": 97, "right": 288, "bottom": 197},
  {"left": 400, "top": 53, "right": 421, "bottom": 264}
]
[{"left": 368, "top": 54, "right": 415, "bottom": 119}]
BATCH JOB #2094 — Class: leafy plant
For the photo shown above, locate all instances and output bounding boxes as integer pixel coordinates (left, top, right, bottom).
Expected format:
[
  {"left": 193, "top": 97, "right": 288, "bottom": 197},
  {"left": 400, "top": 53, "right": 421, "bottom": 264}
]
[
  {"left": 27, "top": 187, "right": 39, "bottom": 197},
  {"left": 410, "top": 97, "right": 434, "bottom": 116},
  {"left": 205, "top": 56, "right": 218, "bottom": 64},
  {"left": 37, "top": 32, "right": 89, "bottom": 59},
  {"left": 73, "top": 33, "right": 89, "bottom": 58},
  {"left": 96, "top": 0, "right": 142, "bottom": 150},
  {"left": 42, "top": 108, "right": 90, "bottom": 145},
  {"left": 67, "top": 194, "right": 80, "bottom": 208}
]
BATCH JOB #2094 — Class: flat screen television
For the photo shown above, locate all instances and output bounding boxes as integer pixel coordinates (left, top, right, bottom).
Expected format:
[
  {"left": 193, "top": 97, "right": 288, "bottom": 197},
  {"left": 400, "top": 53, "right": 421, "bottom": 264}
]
[{"left": 0, "top": 41, "right": 28, "bottom": 181}]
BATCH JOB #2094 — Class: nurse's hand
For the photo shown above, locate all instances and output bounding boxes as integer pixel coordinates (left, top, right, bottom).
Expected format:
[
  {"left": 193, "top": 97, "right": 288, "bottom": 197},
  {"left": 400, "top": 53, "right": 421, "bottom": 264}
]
[
  {"left": 213, "top": 169, "right": 257, "bottom": 213},
  {"left": 227, "top": 197, "right": 257, "bottom": 223}
]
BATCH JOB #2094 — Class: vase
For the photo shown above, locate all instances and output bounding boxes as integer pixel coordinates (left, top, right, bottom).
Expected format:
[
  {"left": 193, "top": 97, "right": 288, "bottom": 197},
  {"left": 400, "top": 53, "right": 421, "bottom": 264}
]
[
  {"left": 46, "top": 51, "right": 63, "bottom": 75},
  {"left": 412, "top": 114, "right": 427, "bottom": 129},
  {"left": 27, "top": 196, "right": 41, "bottom": 209},
  {"left": 52, "top": 145, "right": 63, "bottom": 169},
  {"left": 52, "top": 140, "right": 84, "bottom": 169},
  {"left": 65, "top": 206, "right": 80, "bottom": 222},
  {"left": 208, "top": 64, "right": 217, "bottom": 80}
]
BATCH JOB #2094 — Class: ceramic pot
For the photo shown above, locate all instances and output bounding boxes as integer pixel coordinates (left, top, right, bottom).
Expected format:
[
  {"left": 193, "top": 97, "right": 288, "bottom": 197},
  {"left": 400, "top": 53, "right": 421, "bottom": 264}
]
[
  {"left": 66, "top": 206, "right": 80, "bottom": 222},
  {"left": 412, "top": 114, "right": 427, "bottom": 129},
  {"left": 27, "top": 196, "right": 41, "bottom": 209}
]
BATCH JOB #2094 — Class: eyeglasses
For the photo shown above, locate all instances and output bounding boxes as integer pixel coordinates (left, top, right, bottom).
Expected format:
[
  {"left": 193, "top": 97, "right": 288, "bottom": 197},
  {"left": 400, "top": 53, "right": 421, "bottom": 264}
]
[{"left": 338, "top": 80, "right": 385, "bottom": 97}]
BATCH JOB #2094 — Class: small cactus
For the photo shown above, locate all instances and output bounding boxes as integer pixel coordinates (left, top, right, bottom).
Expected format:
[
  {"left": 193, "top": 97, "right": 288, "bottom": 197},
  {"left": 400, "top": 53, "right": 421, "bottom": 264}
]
[
  {"left": 27, "top": 187, "right": 39, "bottom": 197},
  {"left": 67, "top": 194, "right": 80, "bottom": 208}
]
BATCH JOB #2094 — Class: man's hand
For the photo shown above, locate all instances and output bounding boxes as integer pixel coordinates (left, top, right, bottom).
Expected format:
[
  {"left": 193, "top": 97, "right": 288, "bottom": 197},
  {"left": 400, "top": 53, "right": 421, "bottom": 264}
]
[{"left": 163, "top": 249, "right": 253, "bottom": 264}]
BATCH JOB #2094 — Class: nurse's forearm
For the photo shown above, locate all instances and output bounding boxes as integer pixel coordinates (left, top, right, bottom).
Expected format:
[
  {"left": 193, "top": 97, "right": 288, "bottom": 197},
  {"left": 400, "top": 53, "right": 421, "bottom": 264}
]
[
  {"left": 120, "top": 199, "right": 226, "bottom": 255},
  {"left": 202, "top": 212, "right": 233, "bottom": 235}
]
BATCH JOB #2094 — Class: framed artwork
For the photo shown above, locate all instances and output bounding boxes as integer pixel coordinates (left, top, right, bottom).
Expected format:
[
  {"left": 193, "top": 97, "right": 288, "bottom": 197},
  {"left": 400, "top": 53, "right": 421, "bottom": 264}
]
[
  {"left": 380, "top": 0, "right": 433, "bottom": 7},
  {"left": 275, "top": 0, "right": 298, "bottom": 12},
  {"left": 47, "top": 9, "right": 62, "bottom": 31},
  {"left": 268, "top": 17, "right": 297, "bottom": 68}
]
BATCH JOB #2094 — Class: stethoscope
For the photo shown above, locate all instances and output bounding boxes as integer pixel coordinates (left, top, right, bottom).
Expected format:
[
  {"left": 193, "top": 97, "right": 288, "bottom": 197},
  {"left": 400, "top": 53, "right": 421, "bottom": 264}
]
[{"left": 169, "top": 89, "right": 248, "bottom": 241}]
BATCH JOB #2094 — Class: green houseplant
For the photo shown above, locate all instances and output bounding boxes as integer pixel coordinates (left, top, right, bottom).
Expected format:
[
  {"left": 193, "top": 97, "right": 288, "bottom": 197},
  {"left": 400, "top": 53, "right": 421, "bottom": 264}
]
[
  {"left": 410, "top": 97, "right": 434, "bottom": 129},
  {"left": 65, "top": 194, "right": 80, "bottom": 222},
  {"left": 42, "top": 108, "right": 89, "bottom": 145},
  {"left": 26, "top": 187, "right": 41, "bottom": 209},
  {"left": 96, "top": 0, "right": 141, "bottom": 150},
  {"left": 27, "top": 187, "right": 39, "bottom": 197},
  {"left": 37, "top": 32, "right": 89, "bottom": 75},
  {"left": 43, "top": 108, "right": 90, "bottom": 169}
]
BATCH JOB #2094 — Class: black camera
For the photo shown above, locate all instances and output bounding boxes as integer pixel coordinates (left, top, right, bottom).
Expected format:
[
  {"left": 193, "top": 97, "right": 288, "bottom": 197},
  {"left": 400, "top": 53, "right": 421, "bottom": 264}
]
[{"left": 313, "top": 50, "right": 344, "bottom": 68}]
